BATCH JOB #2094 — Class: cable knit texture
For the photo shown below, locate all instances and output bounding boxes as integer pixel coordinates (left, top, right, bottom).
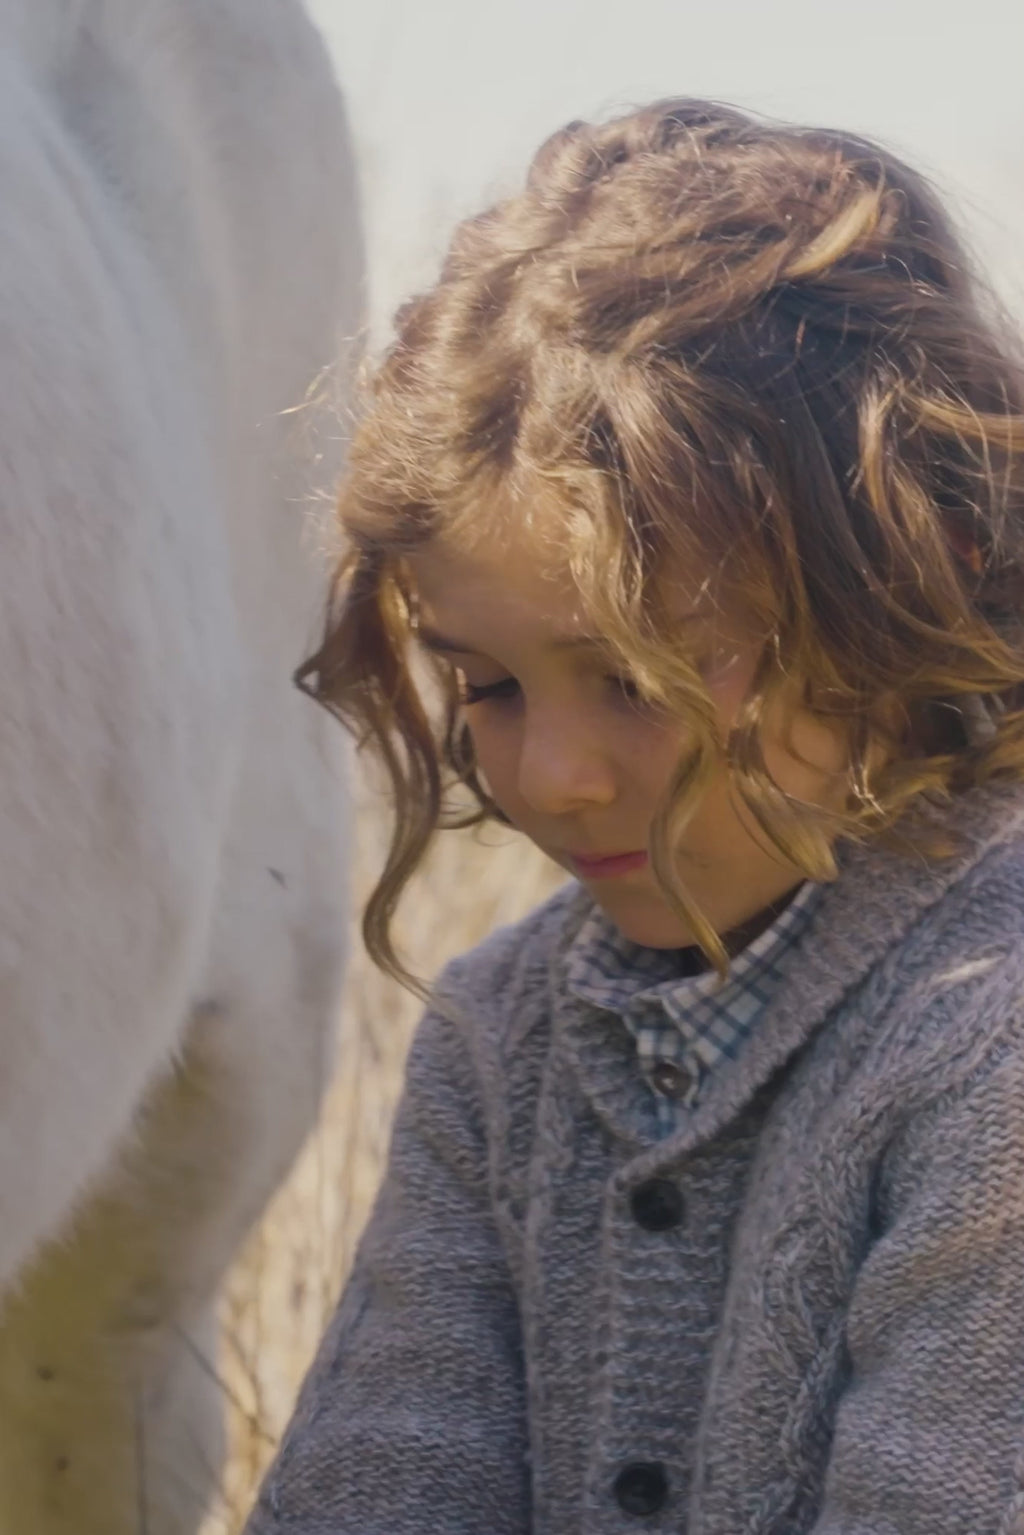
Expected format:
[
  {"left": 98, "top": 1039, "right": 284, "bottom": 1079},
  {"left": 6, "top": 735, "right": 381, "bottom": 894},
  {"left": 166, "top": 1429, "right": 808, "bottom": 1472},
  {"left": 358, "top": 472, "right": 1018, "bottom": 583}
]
[{"left": 246, "top": 783, "right": 1024, "bottom": 1535}]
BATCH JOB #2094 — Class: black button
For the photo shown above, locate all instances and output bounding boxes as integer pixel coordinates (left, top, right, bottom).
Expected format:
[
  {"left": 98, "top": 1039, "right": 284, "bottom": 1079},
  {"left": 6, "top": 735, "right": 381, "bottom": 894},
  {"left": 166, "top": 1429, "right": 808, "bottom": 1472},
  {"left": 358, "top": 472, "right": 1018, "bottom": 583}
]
[
  {"left": 613, "top": 1461, "right": 670, "bottom": 1516},
  {"left": 630, "top": 1178, "right": 685, "bottom": 1231},
  {"left": 649, "top": 1059, "right": 693, "bottom": 1100}
]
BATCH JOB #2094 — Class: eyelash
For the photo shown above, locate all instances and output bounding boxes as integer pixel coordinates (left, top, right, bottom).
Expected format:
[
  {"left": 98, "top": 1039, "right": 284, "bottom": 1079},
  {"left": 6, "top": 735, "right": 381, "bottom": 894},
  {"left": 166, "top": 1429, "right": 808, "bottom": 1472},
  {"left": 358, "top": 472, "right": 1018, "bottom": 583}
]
[
  {"left": 459, "top": 674, "right": 648, "bottom": 707},
  {"left": 460, "top": 677, "right": 520, "bottom": 705}
]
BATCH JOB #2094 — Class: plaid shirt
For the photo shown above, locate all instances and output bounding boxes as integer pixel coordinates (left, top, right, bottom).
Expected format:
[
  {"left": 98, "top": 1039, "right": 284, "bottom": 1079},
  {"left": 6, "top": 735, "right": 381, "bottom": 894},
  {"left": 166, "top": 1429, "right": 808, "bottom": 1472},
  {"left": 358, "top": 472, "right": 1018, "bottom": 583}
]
[{"left": 565, "top": 880, "right": 823, "bottom": 1134}]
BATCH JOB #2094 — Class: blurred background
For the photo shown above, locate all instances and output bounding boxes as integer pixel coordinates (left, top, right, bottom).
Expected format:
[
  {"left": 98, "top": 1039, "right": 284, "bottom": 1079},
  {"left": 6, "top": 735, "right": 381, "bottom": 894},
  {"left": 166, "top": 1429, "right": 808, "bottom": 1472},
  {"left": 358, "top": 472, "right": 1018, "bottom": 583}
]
[
  {"left": 205, "top": 3, "right": 1024, "bottom": 1526},
  {"left": 310, "top": 0, "right": 1024, "bottom": 340}
]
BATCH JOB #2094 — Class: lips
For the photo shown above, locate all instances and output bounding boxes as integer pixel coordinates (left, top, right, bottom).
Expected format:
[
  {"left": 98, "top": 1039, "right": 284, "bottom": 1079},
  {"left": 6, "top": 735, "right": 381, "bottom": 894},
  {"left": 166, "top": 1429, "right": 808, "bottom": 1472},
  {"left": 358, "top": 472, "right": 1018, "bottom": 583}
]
[{"left": 568, "top": 849, "right": 649, "bottom": 880}]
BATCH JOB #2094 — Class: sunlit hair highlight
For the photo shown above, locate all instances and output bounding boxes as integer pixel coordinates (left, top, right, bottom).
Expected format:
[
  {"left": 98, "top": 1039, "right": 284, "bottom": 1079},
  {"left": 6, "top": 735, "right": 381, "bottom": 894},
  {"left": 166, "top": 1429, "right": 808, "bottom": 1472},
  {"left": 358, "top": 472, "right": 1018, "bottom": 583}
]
[{"left": 299, "top": 98, "right": 1024, "bottom": 987}]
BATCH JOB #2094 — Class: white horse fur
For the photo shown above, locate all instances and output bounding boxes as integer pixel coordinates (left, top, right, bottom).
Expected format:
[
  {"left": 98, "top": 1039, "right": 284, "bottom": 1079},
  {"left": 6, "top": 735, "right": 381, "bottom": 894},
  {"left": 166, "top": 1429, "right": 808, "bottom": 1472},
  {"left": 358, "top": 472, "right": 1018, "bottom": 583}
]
[{"left": 0, "top": 1, "right": 358, "bottom": 1528}]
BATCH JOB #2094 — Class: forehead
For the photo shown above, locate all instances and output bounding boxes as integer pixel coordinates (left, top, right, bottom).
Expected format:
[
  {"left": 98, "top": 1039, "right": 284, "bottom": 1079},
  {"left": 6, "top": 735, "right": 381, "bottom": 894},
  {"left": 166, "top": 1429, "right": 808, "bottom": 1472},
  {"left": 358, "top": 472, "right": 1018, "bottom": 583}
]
[
  {"left": 420, "top": 471, "right": 731, "bottom": 610},
  {"left": 407, "top": 537, "right": 587, "bottom": 641},
  {"left": 405, "top": 533, "right": 735, "bottom": 663}
]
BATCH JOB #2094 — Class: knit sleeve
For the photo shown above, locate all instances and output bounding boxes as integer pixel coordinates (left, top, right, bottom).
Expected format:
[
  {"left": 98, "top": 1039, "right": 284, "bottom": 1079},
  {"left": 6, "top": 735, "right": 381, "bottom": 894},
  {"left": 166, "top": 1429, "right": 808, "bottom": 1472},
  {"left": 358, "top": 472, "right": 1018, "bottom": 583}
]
[
  {"left": 812, "top": 1036, "right": 1024, "bottom": 1534},
  {"left": 243, "top": 1003, "right": 531, "bottom": 1535}
]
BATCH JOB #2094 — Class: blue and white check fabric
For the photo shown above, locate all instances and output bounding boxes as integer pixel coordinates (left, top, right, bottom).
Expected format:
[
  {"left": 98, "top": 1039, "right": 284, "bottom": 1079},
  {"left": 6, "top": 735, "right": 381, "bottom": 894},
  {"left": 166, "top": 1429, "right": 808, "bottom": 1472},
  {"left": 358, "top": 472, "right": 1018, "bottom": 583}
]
[{"left": 565, "top": 879, "right": 824, "bottom": 1134}]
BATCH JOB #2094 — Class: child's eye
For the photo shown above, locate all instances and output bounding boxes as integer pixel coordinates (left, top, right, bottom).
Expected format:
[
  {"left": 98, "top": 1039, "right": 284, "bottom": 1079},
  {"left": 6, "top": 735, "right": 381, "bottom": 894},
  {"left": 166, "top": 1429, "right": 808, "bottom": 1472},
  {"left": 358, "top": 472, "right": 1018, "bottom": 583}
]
[{"left": 459, "top": 675, "right": 521, "bottom": 706}]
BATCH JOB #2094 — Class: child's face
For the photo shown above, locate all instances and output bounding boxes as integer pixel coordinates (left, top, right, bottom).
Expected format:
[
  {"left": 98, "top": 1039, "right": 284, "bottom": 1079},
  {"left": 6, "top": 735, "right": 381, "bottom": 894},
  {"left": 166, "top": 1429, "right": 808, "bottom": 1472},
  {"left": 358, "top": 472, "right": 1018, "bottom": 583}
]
[{"left": 411, "top": 536, "right": 849, "bottom": 949}]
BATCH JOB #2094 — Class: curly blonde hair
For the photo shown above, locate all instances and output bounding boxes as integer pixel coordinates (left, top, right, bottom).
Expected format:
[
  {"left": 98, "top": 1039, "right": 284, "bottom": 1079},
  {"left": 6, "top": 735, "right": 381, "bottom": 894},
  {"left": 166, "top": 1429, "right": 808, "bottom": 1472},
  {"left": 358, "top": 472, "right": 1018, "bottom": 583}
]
[{"left": 301, "top": 98, "right": 1024, "bottom": 983}]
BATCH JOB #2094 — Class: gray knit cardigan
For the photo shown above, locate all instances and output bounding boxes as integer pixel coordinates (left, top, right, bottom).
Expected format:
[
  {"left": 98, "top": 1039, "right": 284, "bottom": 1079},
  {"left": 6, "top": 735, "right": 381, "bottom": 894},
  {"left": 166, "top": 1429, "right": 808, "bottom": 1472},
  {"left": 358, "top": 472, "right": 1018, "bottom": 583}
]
[{"left": 247, "top": 783, "right": 1024, "bottom": 1535}]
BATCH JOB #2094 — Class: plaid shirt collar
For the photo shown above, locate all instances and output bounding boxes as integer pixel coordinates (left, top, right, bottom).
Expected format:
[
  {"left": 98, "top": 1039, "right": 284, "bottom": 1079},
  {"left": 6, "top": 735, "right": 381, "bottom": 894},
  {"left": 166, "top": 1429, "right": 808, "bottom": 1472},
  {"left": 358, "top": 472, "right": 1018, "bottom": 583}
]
[{"left": 565, "top": 879, "right": 824, "bottom": 1132}]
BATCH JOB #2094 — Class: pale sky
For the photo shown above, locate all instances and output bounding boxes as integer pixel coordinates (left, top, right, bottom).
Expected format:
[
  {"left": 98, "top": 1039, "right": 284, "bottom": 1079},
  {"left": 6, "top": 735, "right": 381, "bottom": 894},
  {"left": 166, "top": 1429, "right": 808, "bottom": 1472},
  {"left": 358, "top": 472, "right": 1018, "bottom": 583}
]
[{"left": 308, "top": 0, "right": 1024, "bottom": 341}]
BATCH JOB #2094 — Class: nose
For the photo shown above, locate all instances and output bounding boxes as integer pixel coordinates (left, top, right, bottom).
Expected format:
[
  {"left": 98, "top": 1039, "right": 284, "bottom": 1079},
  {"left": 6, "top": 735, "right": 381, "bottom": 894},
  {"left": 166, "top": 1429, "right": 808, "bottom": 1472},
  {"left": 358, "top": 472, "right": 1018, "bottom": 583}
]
[{"left": 516, "top": 701, "right": 617, "bottom": 815}]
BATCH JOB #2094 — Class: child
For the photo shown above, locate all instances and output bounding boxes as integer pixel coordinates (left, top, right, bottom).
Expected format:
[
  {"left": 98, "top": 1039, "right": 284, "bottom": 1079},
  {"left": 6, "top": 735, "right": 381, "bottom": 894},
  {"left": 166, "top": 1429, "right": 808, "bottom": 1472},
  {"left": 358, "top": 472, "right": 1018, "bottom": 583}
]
[{"left": 247, "top": 100, "right": 1024, "bottom": 1534}]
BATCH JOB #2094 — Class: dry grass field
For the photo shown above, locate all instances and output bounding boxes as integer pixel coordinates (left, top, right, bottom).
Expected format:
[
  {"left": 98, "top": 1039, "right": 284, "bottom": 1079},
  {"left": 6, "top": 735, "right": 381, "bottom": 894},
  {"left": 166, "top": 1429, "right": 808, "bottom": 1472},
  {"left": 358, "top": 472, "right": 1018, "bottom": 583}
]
[{"left": 200, "top": 761, "right": 562, "bottom": 1534}]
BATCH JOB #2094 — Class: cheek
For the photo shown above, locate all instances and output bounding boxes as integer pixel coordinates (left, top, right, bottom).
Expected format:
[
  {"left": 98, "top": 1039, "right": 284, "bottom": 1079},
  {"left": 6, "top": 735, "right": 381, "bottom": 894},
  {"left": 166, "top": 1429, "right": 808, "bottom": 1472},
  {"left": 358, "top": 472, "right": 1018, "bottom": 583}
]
[
  {"left": 616, "top": 713, "right": 690, "bottom": 796},
  {"left": 703, "top": 649, "right": 846, "bottom": 792},
  {"left": 463, "top": 712, "right": 521, "bottom": 802},
  {"left": 762, "top": 708, "right": 849, "bottom": 802}
]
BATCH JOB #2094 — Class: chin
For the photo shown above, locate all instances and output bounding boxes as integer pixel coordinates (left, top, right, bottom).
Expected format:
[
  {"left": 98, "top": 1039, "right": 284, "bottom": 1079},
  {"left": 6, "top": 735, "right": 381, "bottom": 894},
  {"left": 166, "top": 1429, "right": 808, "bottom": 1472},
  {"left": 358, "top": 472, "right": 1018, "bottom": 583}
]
[{"left": 590, "top": 892, "right": 697, "bottom": 950}]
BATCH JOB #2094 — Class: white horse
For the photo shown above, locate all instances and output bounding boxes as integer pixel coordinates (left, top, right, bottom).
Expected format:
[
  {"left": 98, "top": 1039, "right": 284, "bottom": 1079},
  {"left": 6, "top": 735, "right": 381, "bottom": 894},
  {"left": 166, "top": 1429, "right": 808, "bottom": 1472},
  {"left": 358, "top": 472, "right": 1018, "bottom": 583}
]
[{"left": 0, "top": 1, "right": 358, "bottom": 1528}]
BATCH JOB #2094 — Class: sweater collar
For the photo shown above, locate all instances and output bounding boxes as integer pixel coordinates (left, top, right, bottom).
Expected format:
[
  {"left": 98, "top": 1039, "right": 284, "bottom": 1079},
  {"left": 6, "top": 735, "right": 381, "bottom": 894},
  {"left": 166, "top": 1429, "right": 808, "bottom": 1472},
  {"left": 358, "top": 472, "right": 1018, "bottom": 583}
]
[{"left": 551, "top": 782, "right": 1024, "bottom": 1160}]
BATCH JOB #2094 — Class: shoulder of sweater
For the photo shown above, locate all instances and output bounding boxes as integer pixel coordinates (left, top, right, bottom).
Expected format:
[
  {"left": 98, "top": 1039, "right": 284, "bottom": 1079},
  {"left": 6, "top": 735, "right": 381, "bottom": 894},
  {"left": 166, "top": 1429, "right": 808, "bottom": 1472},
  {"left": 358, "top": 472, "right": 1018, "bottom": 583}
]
[
  {"left": 853, "top": 832, "right": 1024, "bottom": 1079},
  {"left": 428, "top": 878, "right": 588, "bottom": 1058},
  {"left": 897, "top": 829, "right": 1024, "bottom": 973}
]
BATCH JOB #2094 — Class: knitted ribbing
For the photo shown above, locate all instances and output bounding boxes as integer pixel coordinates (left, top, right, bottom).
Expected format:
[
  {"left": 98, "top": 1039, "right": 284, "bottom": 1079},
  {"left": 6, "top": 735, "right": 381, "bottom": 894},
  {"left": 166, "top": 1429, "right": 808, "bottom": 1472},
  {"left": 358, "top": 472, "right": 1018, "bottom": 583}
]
[{"left": 247, "top": 783, "right": 1024, "bottom": 1535}]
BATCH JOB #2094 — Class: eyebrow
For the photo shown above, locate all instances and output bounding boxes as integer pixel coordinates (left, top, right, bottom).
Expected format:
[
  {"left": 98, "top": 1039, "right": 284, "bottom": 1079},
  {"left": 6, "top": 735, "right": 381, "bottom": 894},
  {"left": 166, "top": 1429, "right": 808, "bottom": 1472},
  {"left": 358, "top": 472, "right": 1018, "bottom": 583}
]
[{"left": 415, "top": 624, "right": 612, "bottom": 657}]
